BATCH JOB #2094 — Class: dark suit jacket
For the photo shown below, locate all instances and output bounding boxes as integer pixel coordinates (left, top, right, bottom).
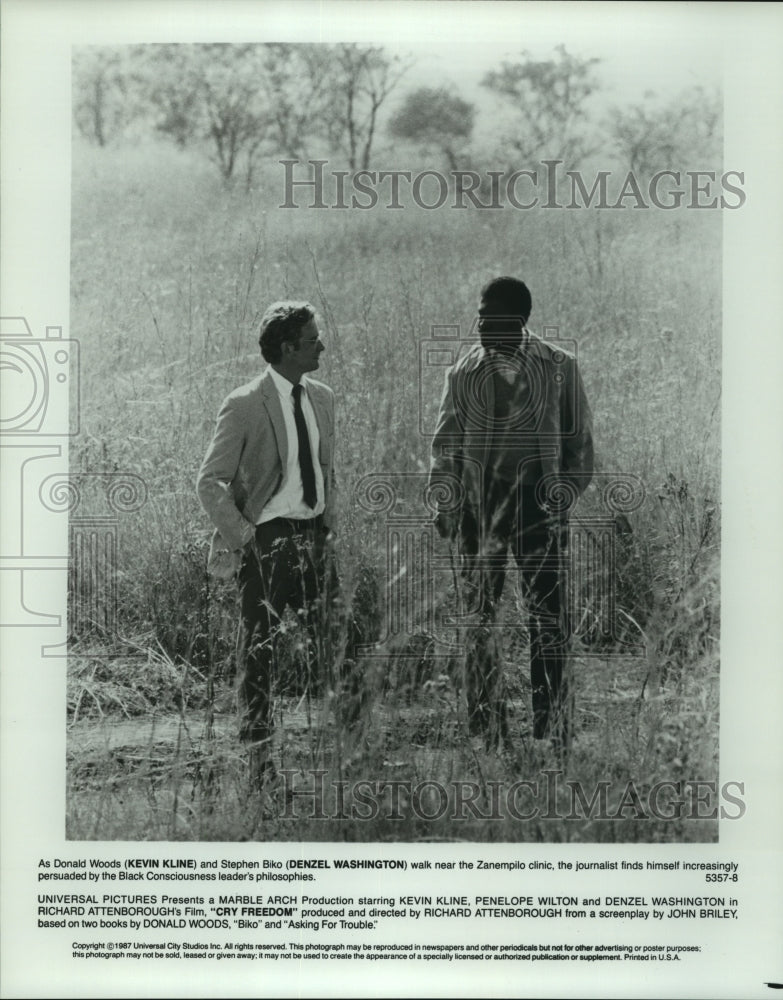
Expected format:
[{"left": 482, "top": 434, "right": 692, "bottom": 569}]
[{"left": 197, "top": 369, "right": 335, "bottom": 577}]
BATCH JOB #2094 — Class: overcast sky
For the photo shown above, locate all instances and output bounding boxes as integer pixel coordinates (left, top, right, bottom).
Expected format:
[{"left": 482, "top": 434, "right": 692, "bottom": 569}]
[
  {"left": 379, "top": 6, "right": 724, "bottom": 110},
  {"left": 259, "top": 1, "right": 726, "bottom": 105},
  {"left": 60, "top": 0, "right": 726, "bottom": 107}
]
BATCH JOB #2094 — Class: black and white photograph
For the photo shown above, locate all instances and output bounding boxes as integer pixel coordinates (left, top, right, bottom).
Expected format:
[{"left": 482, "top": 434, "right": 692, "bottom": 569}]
[
  {"left": 64, "top": 14, "right": 727, "bottom": 845},
  {"left": 2, "top": 1, "right": 782, "bottom": 997}
]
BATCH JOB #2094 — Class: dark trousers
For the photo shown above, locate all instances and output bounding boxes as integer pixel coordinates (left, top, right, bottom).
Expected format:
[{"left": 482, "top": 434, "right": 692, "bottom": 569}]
[
  {"left": 238, "top": 517, "right": 323, "bottom": 746},
  {"left": 459, "top": 480, "right": 571, "bottom": 746},
  {"left": 237, "top": 517, "right": 360, "bottom": 747}
]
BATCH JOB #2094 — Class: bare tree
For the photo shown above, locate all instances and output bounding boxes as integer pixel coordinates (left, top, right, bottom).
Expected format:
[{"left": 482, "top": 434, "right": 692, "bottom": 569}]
[
  {"left": 388, "top": 86, "right": 475, "bottom": 170},
  {"left": 138, "top": 44, "right": 204, "bottom": 148},
  {"left": 324, "top": 44, "right": 413, "bottom": 170},
  {"left": 481, "top": 44, "right": 601, "bottom": 167},
  {"left": 74, "top": 43, "right": 414, "bottom": 181},
  {"left": 143, "top": 43, "right": 333, "bottom": 164},
  {"left": 260, "top": 44, "right": 334, "bottom": 160},
  {"left": 609, "top": 87, "right": 722, "bottom": 175},
  {"left": 73, "top": 47, "right": 140, "bottom": 146},
  {"left": 198, "top": 45, "right": 272, "bottom": 183}
]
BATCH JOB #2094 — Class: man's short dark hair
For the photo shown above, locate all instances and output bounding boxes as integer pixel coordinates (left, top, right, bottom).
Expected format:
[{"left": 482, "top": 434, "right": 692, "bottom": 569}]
[
  {"left": 259, "top": 301, "right": 315, "bottom": 363},
  {"left": 481, "top": 276, "right": 532, "bottom": 322}
]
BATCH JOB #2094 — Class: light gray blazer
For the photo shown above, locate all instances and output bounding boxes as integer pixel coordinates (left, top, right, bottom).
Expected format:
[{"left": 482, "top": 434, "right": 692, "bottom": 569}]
[{"left": 196, "top": 369, "right": 335, "bottom": 577}]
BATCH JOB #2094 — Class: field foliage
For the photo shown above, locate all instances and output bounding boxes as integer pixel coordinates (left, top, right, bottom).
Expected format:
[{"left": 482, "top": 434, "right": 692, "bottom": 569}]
[{"left": 67, "top": 141, "right": 721, "bottom": 842}]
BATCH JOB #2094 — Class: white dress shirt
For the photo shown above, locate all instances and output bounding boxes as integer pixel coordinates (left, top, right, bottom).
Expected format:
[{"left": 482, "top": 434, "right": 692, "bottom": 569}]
[{"left": 257, "top": 367, "right": 325, "bottom": 523}]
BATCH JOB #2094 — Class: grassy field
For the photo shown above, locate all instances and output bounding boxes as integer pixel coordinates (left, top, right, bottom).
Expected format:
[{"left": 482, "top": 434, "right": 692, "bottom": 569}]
[{"left": 66, "top": 140, "right": 721, "bottom": 842}]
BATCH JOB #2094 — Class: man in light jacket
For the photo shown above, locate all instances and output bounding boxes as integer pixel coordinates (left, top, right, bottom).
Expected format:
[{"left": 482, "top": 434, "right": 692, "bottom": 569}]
[{"left": 197, "top": 301, "right": 339, "bottom": 787}]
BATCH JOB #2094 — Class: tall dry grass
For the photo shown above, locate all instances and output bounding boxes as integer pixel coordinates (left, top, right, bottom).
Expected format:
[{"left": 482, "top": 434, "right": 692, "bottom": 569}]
[{"left": 66, "top": 141, "right": 721, "bottom": 841}]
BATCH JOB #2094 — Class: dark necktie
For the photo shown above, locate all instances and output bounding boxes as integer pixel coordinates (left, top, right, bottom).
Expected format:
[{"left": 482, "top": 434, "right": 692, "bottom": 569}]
[{"left": 291, "top": 383, "right": 317, "bottom": 508}]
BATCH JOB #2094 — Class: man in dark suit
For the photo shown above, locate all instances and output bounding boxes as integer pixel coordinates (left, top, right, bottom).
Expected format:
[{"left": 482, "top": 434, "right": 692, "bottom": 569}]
[
  {"left": 429, "top": 277, "right": 594, "bottom": 752},
  {"left": 197, "top": 301, "right": 340, "bottom": 787}
]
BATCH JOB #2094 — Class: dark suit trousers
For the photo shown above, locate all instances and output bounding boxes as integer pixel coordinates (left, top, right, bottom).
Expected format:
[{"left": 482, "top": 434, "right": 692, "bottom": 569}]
[
  {"left": 237, "top": 517, "right": 363, "bottom": 745},
  {"left": 238, "top": 518, "right": 328, "bottom": 745},
  {"left": 460, "top": 480, "right": 571, "bottom": 743}
]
